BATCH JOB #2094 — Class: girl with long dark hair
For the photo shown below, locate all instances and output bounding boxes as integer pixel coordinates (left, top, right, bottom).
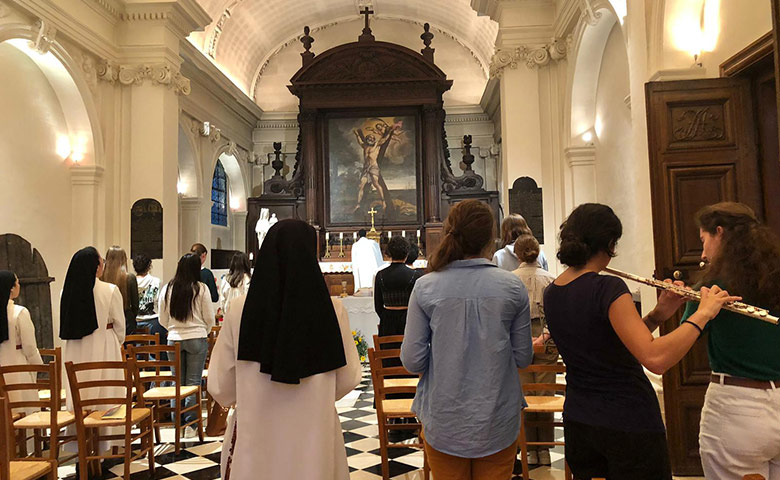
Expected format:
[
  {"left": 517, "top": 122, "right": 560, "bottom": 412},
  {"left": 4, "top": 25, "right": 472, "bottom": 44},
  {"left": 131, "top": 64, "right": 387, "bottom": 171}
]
[
  {"left": 543, "top": 203, "right": 737, "bottom": 480},
  {"left": 682, "top": 202, "right": 780, "bottom": 478},
  {"left": 219, "top": 252, "right": 251, "bottom": 316},
  {"left": 401, "top": 199, "right": 533, "bottom": 480},
  {"left": 158, "top": 253, "right": 215, "bottom": 437}
]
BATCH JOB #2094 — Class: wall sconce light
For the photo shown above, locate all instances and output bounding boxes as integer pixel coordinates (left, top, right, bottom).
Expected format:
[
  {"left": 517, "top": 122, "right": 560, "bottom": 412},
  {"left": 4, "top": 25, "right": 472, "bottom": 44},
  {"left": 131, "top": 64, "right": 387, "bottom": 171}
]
[
  {"left": 200, "top": 121, "right": 211, "bottom": 137},
  {"left": 229, "top": 196, "right": 240, "bottom": 210},
  {"left": 581, "top": 131, "right": 594, "bottom": 145},
  {"left": 177, "top": 180, "right": 187, "bottom": 195}
]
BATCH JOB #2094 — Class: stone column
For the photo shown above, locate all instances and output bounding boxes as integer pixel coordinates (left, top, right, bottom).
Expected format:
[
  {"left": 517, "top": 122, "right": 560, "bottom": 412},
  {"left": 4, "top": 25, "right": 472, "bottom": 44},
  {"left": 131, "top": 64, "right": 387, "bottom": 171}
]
[
  {"left": 179, "top": 197, "right": 203, "bottom": 255},
  {"left": 564, "top": 146, "right": 597, "bottom": 205},
  {"left": 70, "top": 165, "right": 104, "bottom": 251},
  {"left": 117, "top": 0, "right": 210, "bottom": 278},
  {"left": 231, "top": 210, "right": 248, "bottom": 252}
]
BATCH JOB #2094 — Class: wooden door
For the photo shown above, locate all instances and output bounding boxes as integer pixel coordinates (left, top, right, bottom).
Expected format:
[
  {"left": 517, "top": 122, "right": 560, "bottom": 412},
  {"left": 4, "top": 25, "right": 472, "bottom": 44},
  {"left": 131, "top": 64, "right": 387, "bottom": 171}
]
[
  {"left": 645, "top": 78, "right": 762, "bottom": 475},
  {"left": 0, "top": 234, "right": 54, "bottom": 349}
]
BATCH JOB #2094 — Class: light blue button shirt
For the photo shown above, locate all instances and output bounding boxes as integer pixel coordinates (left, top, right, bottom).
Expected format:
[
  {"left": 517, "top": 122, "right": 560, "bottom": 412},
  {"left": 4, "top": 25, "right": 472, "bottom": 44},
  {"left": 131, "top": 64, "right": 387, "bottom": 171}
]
[{"left": 401, "top": 258, "right": 533, "bottom": 458}]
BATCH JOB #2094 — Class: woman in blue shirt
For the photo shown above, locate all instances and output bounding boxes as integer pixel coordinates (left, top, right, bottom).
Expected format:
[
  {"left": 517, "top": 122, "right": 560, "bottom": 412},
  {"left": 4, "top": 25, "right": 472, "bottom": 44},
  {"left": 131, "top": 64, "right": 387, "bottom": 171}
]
[{"left": 401, "top": 199, "right": 533, "bottom": 480}]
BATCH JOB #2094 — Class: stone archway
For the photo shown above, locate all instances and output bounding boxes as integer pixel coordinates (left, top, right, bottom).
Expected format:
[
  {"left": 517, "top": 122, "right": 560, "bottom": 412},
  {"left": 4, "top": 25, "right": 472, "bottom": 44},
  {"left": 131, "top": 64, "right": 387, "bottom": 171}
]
[{"left": 0, "top": 234, "right": 54, "bottom": 348}]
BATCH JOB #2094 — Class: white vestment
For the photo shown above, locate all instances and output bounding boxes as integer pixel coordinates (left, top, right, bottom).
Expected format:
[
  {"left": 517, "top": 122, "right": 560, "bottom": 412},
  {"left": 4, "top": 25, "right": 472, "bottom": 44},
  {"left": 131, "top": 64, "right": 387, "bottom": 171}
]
[
  {"left": 208, "top": 296, "right": 361, "bottom": 480},
  {"left": 351, "top": 237, "right": 383, "bottom": 291},
  {"left": 255, "top": 210, "right": 278, "bottom": 250},
  {"left": 62, "top": 280, "right": 126, "bottom": 452},
  {"left": 0, "top": 301, "right": 43, "bottom": 414}
]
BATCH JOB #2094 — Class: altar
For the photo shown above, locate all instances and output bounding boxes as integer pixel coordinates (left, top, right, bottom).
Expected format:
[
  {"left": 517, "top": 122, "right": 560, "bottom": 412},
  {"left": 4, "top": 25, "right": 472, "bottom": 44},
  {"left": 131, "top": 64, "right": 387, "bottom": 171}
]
[{"left": 337, "top": 296, "right": 380, "bottom": 348}]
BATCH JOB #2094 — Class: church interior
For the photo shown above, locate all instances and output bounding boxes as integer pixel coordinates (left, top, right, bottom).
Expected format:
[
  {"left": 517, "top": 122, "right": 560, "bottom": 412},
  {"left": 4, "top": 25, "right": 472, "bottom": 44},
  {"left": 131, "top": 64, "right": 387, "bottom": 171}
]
[{"left": 1, "top": 0, "right": 780, "bottom": 479}]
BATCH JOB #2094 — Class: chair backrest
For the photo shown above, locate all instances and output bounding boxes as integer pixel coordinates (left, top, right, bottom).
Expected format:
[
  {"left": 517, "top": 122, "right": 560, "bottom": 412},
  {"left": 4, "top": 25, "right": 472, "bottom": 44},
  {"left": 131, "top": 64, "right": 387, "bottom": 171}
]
[
  {"left": 0, "top": 395, "right": 12, "bottom": 477},
  {"left": 64, "top": 360, "right": 138, "bottom": 426},
  {"left": 123, "top": 333, "right": 161, "bottom": 361},
  {"left": 518, "top": 363, "right": 567, "bottom": 395},
  {"left": 0, "top": 360, "right": 60, "bottom": 414},
  {"left": 126, "top": 343, "right": 182, "bottom": 394},
  {"left": 367, "top": 342, "right": 418, "bottom": 401},
  {"left": 38, "top": 346, "right": 62, "bottom": 393},
  {"left": 205, "top": 326, "right": 221, "bottom": 369}
]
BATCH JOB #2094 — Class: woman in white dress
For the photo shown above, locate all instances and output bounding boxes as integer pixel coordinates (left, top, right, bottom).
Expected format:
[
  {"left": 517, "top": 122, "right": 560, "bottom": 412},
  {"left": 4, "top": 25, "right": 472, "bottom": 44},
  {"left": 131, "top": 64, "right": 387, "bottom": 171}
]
[
  {"left": 0, "top": 270, "right": 43, "bottom": 415},
  {"left": 218, "top": 252, "right": 251, "bottom": 316},
  {"left": 60, "top": 247, "right": 125, "bottom": 454},
  {"left": 209, "top": 219, "right": 362, "bottom": 480}
]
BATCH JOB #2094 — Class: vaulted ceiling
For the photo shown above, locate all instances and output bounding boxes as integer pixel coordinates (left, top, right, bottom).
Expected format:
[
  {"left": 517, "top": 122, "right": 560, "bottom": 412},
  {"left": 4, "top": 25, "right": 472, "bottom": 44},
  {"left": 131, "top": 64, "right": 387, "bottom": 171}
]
[{"left": 187, "top": 0, "right": 498, "bottom": 107}]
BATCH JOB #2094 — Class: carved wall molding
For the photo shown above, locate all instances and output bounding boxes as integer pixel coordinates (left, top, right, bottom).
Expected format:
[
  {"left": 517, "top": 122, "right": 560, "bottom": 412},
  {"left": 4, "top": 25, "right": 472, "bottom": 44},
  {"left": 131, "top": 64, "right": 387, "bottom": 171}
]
[
  {"left": 31, "top": 18, "right": 57, "bottom": 54},
  {"left": 444, "top": 113, "right": 491, "bottom": 124},
  {"left": 489, "top": 38, "right": 567, "bottom": 78},
  {"left": 206, "top": 0, "right": 244, "bottom": 58},
  {"left": 118, "top": 64, "right": 191, "bottom": 95},
  {"left": 256, "top": 120, "right": 300, "bottom": 130},
  {"left": 90, "top": 0, "right": 120, "bottom": 19}
]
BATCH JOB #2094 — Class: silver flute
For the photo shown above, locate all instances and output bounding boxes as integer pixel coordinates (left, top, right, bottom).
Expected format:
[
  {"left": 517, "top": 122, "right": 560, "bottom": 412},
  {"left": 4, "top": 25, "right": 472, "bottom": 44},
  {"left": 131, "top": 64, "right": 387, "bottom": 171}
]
[{"left": 603, "top": 267, "right": 779, "bottom": 325}]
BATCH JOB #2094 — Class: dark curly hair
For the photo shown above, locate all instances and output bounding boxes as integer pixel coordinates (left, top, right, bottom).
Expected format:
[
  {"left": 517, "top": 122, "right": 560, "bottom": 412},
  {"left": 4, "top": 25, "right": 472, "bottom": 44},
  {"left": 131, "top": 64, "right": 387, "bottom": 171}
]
[
  {"left": 132, "top": 253, "right": 152, "bottom": 276},
  {"left": 387, "top": 236, "right": 410, "bottom": 261},
  {"left": 557, "top": 203, "right": 622, "bottom": 268},
  {"left": 696, "top": 202, "right": 780, "bottom": 311}
]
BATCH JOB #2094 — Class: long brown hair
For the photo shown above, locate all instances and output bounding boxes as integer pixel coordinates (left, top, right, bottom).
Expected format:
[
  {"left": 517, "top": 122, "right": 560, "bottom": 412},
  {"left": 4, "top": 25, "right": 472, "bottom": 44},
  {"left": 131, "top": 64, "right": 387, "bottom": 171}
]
[
  {"left": 500, "top": 214, "right": 532, "bottom": 247},
  {"left": 428, "top": 200, "right": 494, "bottom": 272},
  {"left": 101, "top": 246, "right": 129, "bottom": 309},
  {"left": 696, "top": 202, "right": 780, "bottom": 311}
]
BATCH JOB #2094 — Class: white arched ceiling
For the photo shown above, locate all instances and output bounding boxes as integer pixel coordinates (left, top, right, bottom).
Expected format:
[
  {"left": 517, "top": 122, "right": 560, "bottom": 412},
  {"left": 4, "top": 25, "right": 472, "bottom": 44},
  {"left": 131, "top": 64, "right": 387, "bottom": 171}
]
[
  {"left": 254, "top": 17, "right": 490, "bottom": 111},
  {"left": 570, "top": 8, "right": 619, "bottom": 140},
  {"left": 187, "top": 0, "right": 497, "bottom": 98}
]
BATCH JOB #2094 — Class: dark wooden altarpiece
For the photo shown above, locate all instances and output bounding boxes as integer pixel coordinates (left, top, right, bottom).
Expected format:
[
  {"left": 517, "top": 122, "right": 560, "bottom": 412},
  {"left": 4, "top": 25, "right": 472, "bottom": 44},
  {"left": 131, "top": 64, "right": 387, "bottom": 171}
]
[{"left": 247, "top": 17, "right": 498, "bottom": 262}]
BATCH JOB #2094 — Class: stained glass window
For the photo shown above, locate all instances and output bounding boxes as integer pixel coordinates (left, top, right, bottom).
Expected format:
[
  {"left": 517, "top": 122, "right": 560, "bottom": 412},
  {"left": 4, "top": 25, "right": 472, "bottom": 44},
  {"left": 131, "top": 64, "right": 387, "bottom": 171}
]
[{"left": 211, "top": 160, "right": 228, "bottom": 226}]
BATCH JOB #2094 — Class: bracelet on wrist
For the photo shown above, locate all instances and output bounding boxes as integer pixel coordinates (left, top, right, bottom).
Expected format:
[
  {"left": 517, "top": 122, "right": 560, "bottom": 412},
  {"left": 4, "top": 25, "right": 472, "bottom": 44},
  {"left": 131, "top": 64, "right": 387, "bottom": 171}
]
[{"left": 682, "top": 319, "right": 703, "bottom": 336}]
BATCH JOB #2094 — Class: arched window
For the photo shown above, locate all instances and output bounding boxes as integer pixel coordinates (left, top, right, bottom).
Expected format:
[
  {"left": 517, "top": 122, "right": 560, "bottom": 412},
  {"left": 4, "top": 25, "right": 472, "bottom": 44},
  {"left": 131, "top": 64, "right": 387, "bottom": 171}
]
[{"left": 211, "top": 160, "right": 228, "bottom": 226}]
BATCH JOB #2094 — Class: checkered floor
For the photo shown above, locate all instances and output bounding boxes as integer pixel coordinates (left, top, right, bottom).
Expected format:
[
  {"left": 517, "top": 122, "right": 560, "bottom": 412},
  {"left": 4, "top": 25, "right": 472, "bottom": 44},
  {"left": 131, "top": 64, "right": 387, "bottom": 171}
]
[{"left": 55, "top": 367, "right": 699, "bottom": 480}]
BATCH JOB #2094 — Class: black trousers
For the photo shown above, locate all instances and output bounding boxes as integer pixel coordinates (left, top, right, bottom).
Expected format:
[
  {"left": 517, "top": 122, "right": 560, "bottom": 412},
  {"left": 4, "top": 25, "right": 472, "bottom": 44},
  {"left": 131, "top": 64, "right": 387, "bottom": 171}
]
[{"left": 564, "top": 420, "right": 672, "bottom": 480}]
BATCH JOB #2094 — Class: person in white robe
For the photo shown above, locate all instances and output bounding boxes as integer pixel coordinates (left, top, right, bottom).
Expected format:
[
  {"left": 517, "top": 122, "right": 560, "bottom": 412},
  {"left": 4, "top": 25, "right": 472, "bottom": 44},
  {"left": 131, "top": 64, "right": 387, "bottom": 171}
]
[
  {"left": 351, "top": 229, "right": 384, "bottom": 294},
  {"left": 59, "top": 247, "right": 125, "bottom": 454},
  {"left": 0, "top": 271, "right": 43, "bottom": 415},
  {"left": 209, "top": 219, "right": 361, "bottom": 480}
]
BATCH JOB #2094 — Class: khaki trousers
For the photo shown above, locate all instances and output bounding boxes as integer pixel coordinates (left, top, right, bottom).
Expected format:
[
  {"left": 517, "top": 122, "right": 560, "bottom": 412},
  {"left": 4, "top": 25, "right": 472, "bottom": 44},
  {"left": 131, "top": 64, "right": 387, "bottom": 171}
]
[{"left": 424, "top": 439, "right": 517, "bottom": 480}]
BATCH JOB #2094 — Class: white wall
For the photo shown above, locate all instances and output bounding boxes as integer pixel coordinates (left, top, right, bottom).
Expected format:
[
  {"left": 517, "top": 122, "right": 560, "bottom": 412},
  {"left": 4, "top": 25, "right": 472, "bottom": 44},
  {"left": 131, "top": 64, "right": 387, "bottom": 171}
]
[
  {"left": 0, "top": 42, "right": 74, "bottom": 342},
  {"left": 593, "top": 24, "right": 636, "bottom": 271}
]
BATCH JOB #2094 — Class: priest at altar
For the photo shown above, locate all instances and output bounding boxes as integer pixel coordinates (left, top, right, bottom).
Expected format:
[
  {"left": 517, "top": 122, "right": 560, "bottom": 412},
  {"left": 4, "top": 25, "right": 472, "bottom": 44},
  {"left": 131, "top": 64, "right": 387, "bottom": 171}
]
[{"left": 351, "top": 229, "right": 383, "bottom": 296}]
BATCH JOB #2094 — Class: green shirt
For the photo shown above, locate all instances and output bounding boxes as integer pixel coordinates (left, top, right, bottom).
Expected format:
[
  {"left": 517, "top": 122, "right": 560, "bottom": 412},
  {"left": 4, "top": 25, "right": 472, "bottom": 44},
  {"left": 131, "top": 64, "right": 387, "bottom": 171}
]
[{"left": 681, "top": 299, "right": 780, "bottom": 380}]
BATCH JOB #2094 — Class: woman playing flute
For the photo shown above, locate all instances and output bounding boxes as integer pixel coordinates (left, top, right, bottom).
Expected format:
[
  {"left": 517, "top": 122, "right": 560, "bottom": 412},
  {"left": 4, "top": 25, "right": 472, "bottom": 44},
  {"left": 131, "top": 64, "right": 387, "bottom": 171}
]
[
  {"left": 543, "top": 203, "right": 738, "bottom": 480},
  {"left": 683, "top": 202, "right": 780, "bottom": 479}
]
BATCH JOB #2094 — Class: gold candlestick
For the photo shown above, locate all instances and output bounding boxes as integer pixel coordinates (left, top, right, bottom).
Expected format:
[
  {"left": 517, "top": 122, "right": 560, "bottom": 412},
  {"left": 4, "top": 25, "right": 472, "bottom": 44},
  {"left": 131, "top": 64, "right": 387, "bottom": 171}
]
[
  {"left": 338, "top": 237, "right": 345, "bottom": 258},
  {"left": 324, "top": 240, "right": 331, "bottom": 258}
]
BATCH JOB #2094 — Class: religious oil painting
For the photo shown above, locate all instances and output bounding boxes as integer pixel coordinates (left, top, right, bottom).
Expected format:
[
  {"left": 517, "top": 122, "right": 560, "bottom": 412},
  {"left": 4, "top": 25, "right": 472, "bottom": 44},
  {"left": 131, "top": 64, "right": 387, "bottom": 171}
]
[{"left": 327, "top": 115, "right": 419, "bottom": 226}]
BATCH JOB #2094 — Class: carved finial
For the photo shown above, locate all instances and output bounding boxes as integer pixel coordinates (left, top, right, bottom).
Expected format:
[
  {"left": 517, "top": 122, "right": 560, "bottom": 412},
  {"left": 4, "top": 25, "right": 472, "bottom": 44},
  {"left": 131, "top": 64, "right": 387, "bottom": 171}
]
[
  {"left": 421, "top": 23, "right": 435, "bottom": 62},
  {"left": 271, "top": 141, "right": 284, "bottom": 178},
  {"left": 359, "top": 6, "right": 375, "bottom": 42},
  {"left": 300, "top": 26, "right": 315, "bottom": 66},
  {"left": 461, "top": 135, "right": 475, "bottom": 172}
]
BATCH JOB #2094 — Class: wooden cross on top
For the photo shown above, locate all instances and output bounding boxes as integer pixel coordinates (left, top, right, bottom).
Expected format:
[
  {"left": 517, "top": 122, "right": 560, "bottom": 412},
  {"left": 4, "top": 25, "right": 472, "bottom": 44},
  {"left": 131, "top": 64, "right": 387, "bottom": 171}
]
[{"left": 359, "top": 5, "right": 375, "bottom": 42}]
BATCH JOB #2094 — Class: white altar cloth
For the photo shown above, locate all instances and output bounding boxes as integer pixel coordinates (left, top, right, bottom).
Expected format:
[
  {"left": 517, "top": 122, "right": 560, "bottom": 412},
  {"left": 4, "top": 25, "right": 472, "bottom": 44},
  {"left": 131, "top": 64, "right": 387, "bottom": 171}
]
[{"left": 336, "top": 296, "right": 379, "bottom": 348}]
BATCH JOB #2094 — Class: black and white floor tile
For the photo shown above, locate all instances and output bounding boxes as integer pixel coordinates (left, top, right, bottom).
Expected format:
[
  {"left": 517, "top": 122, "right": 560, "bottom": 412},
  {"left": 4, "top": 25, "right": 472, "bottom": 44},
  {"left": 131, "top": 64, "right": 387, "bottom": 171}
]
[{"left": 54, "top": 367, "right": 701, "bottom": 480}]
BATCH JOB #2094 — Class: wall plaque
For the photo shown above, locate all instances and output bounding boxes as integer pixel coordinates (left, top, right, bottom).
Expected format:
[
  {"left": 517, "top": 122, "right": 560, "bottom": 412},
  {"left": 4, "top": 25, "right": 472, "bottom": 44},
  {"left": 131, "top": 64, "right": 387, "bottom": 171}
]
[
  {"left": 509, "top": 177, "right": 544, "bottom": 244},
  {"left": 131, "top": 199, "right": 163, "bottom": 259}
]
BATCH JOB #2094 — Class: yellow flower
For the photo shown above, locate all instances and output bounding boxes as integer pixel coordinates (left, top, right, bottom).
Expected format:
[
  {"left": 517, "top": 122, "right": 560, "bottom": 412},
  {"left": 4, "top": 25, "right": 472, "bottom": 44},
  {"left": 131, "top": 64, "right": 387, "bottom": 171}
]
[
  {"left": 355, "top": 340, "right": 359, "bottom": 345},
  {"left": 352, "top": 330, "right": 356, "bottom": 335},
  {"left": 360, "top": 356, "right": 366, "bottom": 362}
]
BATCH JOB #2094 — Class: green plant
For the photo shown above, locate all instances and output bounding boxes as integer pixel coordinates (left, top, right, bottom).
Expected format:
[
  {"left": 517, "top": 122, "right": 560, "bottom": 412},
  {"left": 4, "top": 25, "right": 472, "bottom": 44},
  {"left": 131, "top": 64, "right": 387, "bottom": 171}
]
[{"left": 352, "top": 329, "right": 368, "bottom": 363}]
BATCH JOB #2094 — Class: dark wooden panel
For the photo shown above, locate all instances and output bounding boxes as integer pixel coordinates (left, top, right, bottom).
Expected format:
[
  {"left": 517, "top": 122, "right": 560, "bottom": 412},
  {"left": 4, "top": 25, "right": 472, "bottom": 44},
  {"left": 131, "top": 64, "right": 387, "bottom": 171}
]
[{"left": 646, "top": 77, "right": 760, "bottom": 475}]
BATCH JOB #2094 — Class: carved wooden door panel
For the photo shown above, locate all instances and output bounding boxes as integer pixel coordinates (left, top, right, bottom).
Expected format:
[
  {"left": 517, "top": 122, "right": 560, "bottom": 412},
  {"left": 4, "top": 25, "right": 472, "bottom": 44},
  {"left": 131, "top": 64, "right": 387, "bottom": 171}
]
[
  {"left": 0, "top": 234, "right": 55, "bottom": 349},
  {"left": 645, "top": 78, "right": 761, "bottom": 476}
]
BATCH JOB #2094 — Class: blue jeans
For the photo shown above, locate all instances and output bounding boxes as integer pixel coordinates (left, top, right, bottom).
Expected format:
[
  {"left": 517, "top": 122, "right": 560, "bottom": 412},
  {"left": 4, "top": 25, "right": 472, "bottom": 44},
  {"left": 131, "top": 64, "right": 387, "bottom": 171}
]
[{"left": 168, "top": 337, "right": 208, "bottom": 425}]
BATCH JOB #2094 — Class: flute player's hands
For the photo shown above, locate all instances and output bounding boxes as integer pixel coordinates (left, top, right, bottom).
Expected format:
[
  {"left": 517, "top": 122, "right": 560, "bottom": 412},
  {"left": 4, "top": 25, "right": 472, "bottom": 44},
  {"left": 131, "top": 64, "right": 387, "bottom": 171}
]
[
  {"left": 652, "top": 279, "right": 689, "bottom": 320},
  {"left": 696, "top": 285, "right": 742, "bottom": 323}
]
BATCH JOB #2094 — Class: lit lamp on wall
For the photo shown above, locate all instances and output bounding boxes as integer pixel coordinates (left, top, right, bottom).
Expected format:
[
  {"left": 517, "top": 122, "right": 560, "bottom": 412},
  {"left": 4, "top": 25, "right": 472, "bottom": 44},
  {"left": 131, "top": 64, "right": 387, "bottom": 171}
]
[{"left": 671, "top": 0, "right": 720, "bottom": 68}]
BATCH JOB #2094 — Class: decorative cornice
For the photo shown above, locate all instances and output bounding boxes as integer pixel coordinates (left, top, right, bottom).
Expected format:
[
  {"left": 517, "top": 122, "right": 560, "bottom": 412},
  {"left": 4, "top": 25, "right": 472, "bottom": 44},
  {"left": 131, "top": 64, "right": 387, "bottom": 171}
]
[
  {"left": 91, "top": 0, "right": 120, "bottom": 19},
  {"left": 118, "top": 64, "right": 191, "bottom": 95},
  {"left": 444, "top": 113, "right": 491, "bottom": 124},
  {"left": 206, "top": 0, "right": 242, "bottom": 58},
  {"left": 120, "top": 0, "right": 211, "bottom": 39},
  {"left": 564, "top": 146, "right": 596, "bottom": 167},
  {"left": 256, "top": 120, "right": 299, "bottom": 130},
  {"left": 489, "top": 38, "right": 567, "bottom": 77},
  {"left": 70, "top": 164, "right": 105, "bottom": 185}
]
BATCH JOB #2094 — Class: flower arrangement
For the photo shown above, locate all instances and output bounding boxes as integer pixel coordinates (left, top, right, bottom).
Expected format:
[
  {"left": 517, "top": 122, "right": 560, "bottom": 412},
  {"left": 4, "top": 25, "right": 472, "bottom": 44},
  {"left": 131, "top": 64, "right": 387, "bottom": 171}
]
[{"left": 352, "top": 330, "right": 368, "bottom": 363}]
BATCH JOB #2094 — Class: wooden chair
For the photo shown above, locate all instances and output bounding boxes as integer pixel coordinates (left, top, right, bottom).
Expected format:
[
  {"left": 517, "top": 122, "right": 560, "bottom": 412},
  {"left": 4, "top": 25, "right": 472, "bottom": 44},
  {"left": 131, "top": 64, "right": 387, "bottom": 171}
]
[
  {"left": 0, "top": 360, "right": 76, "bottom": 461},
  {"left": 0, "top": 395, "right": 57, "bottom": 480},
  {"left": 517, "top": 362, "right": 572, "bottom": 480},
  {"left": 37, "top": 348, "right": 65, "bottom": 406},
  {"left": 127, "top": 343, "right": 204, "bottom": 454},
  {"left": 368, "top": 335, "right": 428, "bottom": 480},
  {"left": 64, "top": 359, "right": 155, "bottom": 480},
  {"left": 203, "top": 325, "right": 221, "bottom": 413}
]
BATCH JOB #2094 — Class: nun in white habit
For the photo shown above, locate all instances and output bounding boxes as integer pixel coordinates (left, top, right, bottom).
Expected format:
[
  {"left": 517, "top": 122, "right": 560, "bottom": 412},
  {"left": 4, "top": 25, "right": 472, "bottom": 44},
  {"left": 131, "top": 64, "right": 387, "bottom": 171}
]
[
  {"left": 60, "top": 247, "right": 125, "bottom": 453},
  {"left": 0, "top": 270, "right": 43, "bottom": 415},
  {"left": 209, "top": 219, "right": 362, "bottom": 480}
]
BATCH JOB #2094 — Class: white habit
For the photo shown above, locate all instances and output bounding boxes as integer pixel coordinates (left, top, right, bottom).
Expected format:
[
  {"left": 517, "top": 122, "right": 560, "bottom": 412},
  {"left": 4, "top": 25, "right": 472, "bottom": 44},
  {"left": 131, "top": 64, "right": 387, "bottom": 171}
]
[
  {"left": 62, "top": 280, "right": 126, "bottom": 452},
  {"left": 208, "top": 296, "right": 361, "bottom": 480},
  {"left": 0, "top": 300, "right": 43, "bottom": 414},
  {"left": 351, "top": 237, "right": 383, "bottom": 291}
]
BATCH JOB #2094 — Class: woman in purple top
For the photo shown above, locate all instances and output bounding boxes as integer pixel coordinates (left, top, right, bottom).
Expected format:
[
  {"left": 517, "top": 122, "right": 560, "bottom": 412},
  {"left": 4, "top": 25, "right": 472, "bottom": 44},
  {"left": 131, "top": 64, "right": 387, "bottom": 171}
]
[{"left": 544, "top": 203, "right": 736, "bottom": 480}]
